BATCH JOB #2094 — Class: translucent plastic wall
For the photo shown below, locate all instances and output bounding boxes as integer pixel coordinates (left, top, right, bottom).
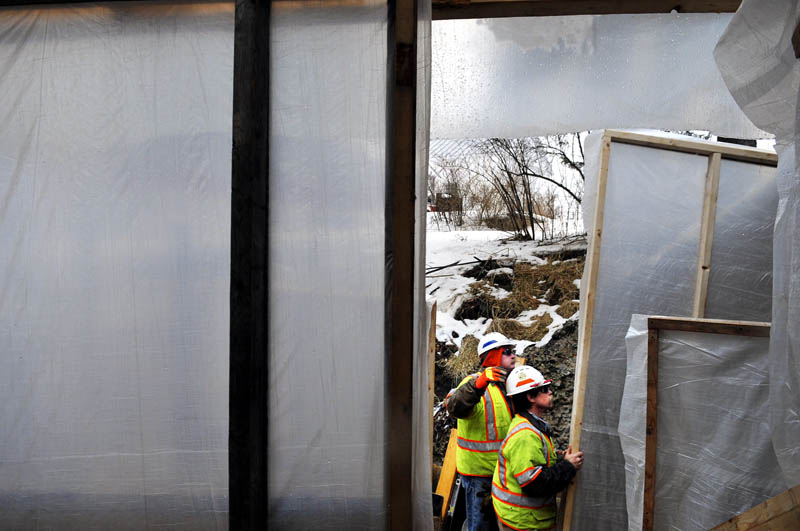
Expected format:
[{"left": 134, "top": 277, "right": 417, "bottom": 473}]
[
  {"left": 268, "top": 2, "right": 388, "bottom": 527},
  {"left": 0, "top": 3, "right": 233, "bottom": 528},
  {"left": 621, "top": 315, "right": 787, "bottom": 530},
  {"left": 576, "top": 134, "right": 777, "bottom": 529},
  {"left": 577, "top": 141, "right": 707, "bottom": 529},
  {"left": 715, "top": 0, "right": 800, "bottom": 486},
  {"left": 705, "top": 160, "right": 777, "bottom": 322},
  {"left": 432, "top": 14, "right": 766, "bottom": 139}
]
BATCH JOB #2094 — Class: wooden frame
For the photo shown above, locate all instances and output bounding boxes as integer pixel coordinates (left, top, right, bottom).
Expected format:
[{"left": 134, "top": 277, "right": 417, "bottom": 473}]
[
  {"left": 432, "top": 0, "right": 742, "bottom": 21},
  {"left": 229, "top": 0, "right": 270, "bottom": 526},
  {"left": 562, "top": 131, "right": 777, "bottom": 531},
  {"left": 643, "top": 316, "right": 770, "bottom": 531},
  {"left": 386, "top": 0, "right": 419, "bottom": 528}
]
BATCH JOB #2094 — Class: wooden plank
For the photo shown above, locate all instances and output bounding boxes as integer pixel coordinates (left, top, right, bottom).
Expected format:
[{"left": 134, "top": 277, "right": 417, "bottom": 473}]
[
  {"left": 693, "top": 152, "right": 722, "bottom": 318},
  {"left": 605, "top": 130, "right": 778, "bottom": 166},
  {"left": 435, "top": 429, "right": 460, "bottom": 520},
  {"left": 429, "top": 301, "right": 438, "bottom": 472},
  {"left": 647, "top": 316, "right": 771, "bottom": 337},
  {"left": 387, "top": 0, "right": 418, "bottom": 528},
  {"left": 562, "top": 132, "right": 611, "bottom": 531},
  {"left": 432, "top": 0, "right": 742, "bottom": 21},
  {"left": 642, "top": 328, "right": 660, "bottom": 531},
  {"left": 712, "top": 484, "right": 800, "bottom": 530},
  {"left": 229, "top": 0, "right": 270, "bottom": 527}
]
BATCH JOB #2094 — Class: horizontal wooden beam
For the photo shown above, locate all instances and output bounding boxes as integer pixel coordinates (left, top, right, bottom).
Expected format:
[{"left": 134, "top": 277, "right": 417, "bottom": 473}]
[
  {"left": 647, "top": 316, "right": 771, "bottom": 337},
  {"left": 605, "top": 130, "right": 778, "bottom": 167},
  {"left": 433, "top": 0, "right": 742, "bottom": 21}
]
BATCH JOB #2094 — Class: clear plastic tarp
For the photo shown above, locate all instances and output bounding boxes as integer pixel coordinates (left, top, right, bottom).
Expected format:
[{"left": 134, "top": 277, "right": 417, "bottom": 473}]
[
  {"left": 704, "top": 160, "right": 777, "bottom": 322},
  {"left": 576, "top": 132, "right": 777, "bottom": 529},
  {"left": 0, "top": 2, "right": 233, "bottom": 528},
  {"left": 269, "top": 0, "right": 432, "bottom": 528},
  {"left": 268, "top": 3, "right": 388, "bottom": 527},
  {"left": 620, "top": 315, "right": 787, "bottom": 530},
  {"left": 432, "top": 13, "right": 766, "bottom": 139},
  {"left": 715, "top": 0, "right": 800, "bottom": 487}
]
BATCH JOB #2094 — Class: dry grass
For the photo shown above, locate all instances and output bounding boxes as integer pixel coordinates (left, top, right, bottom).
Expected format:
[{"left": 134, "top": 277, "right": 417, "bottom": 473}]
[
  {"left": 456, "top": 257, "right": 584, "bottom": 321},
  {"left": 513, "top": 257, "right": 584, "bottom": 307},
  {"left": 487, "top": 316, "right": 553, "bottom": 343},
  {"left": 556, "top": 300, "right": 579, "bottom": 319},
  {"left": 439, "top": 335, "right": 481, "bottom": 383}
]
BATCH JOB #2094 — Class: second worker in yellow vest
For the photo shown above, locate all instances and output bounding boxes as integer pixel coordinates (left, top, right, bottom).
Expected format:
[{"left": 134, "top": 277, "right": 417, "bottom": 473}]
[
  {"left": 492, "top": 365, "right": 584, "bottom": 531},
  {"left": 444, "top": 332, "right": 517, "bottom": 531}
]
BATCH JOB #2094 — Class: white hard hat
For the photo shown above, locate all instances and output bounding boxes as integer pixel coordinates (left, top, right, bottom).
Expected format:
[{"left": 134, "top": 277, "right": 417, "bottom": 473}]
[
  {"left": 477, "top": 332, "right": 515, "bottom": 359},
  {"left": 506, "top": 365, "right": 551, "bottom": 396}
]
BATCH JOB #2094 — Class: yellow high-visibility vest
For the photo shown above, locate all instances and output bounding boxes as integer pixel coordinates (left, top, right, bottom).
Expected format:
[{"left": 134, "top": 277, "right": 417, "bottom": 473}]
[
  {"left": 454, "top": 374, "right": 513, "bottom": 477},
  {"left": 492, "top": 414, "right": 558, "bottom": 530}
]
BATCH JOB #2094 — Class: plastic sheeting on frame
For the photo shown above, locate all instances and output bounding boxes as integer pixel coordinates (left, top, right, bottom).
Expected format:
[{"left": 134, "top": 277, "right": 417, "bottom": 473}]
[
  {"left": 268, "top": 0, "right": 433, "bottom": 529},
  {"left": 715, "top": 0, "right": 800, "bottom": 487},
  {"left": 0, "top": 2, "right": 233, "bottom": 529},
  {"left": 620, "top": 315, "right": 787, "bottom": 531},
  {"left": 575, "top": 132, "right": 777, "bottom": 529},
  {"left": 431, "top": 13, "right": 766, "bottom": 139}
]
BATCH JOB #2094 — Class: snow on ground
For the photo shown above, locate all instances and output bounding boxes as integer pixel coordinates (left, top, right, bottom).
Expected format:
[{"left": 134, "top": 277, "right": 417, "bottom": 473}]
[{"left": 426, "top": 214, "right": 584, "bottom": 354}]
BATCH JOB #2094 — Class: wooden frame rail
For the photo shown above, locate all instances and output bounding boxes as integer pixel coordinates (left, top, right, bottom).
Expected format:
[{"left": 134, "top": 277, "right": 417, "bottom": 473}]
[
  {"left": 432, "top": 0, "right": 742, "bottom": 21},
  {"left": 562, "top": 131, "right": 777, "bottom": 531},
  {"left": 643, "top": 317, "right": 770, "bottom": 531}
]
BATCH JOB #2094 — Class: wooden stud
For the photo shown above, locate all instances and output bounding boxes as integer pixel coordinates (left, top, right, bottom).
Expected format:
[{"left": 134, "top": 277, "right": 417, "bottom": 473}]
[
  {"left": 647, "top": 316, "right": 771, "bottom": 337},
  {"left": 429, "top": 301, "right": 437, "bottom": 472},
  {"left": 229, "top": 0, "right": 270, "bottom": 527},
  {"left": 435, "top": 429, "right": 460, "bottom": 520},
  {"left": 562, "top": 132, "right": 611, "bottom": 531},
  {"left": 693, "top": 152, "right": 722, "bottom": 318},
  {"left": 605, "top": 129, "right": 778, "bottom": 167},
  {"left": 643, "top": 328, "right": 660, "bottom": 531},
  {"left": 712, "top": 484, "right": 800, "bottom": 530},
  {"left": 432, "top": 0, "right": 742, "bottom": 21},
  {"left": 386, "top": 0, "right": 418, "bottom": 528}
]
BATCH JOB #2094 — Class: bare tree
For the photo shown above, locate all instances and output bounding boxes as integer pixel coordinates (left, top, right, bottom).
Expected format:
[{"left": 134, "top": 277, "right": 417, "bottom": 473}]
[{"left": 463, "top": 134, "right": 585, "bottom": 240}]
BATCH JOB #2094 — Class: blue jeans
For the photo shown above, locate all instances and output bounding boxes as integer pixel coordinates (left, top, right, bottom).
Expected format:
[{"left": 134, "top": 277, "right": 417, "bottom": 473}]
[{"left": 460, "top": 474, "right": 498, "bottom": 531}]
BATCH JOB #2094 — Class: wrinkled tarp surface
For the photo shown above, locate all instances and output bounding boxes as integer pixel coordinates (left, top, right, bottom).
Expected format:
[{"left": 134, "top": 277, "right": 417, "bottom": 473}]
[
  {"left": 715, "top": 0, "right": 800, "bottom": 487},
  {"left": 432, "top": 13, "right": 766, "bottom": 139},
  {"left": 576, "top": 131, "right": 776, "bottom": 529},
  {"left": 620, "top": 315, "right": 786, "bottom": 530},
  {"left": 0, "top": 1, "right": 434, "bottom": 529},
  {"left": 0, "top": 3, "right": 233, "bottom": 528}
]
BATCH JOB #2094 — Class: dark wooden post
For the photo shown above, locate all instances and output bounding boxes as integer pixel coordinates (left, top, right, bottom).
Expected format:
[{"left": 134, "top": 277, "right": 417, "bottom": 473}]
[
  {"left": 386, "top": 0, "right": 418, "bottom": 528},
  {"left": 229, "top": 0, "right": 270, "bottom": 528}
]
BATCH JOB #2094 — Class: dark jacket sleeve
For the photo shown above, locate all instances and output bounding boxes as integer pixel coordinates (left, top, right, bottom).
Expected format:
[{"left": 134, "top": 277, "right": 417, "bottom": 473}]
[
  {"left": 520, "top": 459, "right": 576, "bottom": 498},
  {"left": 444, "top": 375, "right": 484, "bottom": 419}
]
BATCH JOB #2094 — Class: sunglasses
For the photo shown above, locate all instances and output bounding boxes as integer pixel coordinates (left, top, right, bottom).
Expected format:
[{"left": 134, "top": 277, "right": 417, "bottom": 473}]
[{"left": 501, "top": 347, "right": 515, "bottom": 356}]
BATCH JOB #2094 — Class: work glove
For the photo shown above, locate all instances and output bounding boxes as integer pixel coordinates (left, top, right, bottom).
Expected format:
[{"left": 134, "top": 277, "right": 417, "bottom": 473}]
[{"left": 475, "top": 366, "right": 509, "bottom": 389}]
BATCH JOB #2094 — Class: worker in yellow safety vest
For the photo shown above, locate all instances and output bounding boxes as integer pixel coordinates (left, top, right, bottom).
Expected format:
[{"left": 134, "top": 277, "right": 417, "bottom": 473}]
[
  {"left": 444, "top": 332, "right": 517, "bottom": 531},
  {"left": 492, "top": 365, "right": 584, "bottom": 530}
]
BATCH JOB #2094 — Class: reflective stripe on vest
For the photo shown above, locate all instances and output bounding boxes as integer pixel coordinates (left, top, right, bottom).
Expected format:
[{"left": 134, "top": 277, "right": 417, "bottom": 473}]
[
  {"left": 485, "top": 389, "right": 497, "bottom": 440},
  {"left": 454, "top": 376, "right": 513, "bottom": 476},
  {"left": 457, "top": 437, "right": 503, "bottom": 452},
  {"left": 492, "top": 481, "right": 554, "bottom": 509},
  {"left": 497, "top": 420, "right": 549, "bottom": 489}
]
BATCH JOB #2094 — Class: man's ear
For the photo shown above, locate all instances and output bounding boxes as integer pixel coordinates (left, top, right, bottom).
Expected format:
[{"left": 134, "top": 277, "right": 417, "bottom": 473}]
[{"left": 526, "top": 391, "right": 536, "bottom": 405}]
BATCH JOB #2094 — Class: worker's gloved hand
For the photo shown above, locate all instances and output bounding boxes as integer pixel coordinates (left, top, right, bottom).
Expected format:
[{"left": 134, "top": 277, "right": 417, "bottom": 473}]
[{"left": 475, "top": 367, "right": 509, "bottom": 389}]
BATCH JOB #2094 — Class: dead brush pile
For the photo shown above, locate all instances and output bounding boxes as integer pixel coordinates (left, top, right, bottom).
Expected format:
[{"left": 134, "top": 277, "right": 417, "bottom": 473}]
[{"left": 453, "top": 256, "right": 584, "bottom": 322}]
